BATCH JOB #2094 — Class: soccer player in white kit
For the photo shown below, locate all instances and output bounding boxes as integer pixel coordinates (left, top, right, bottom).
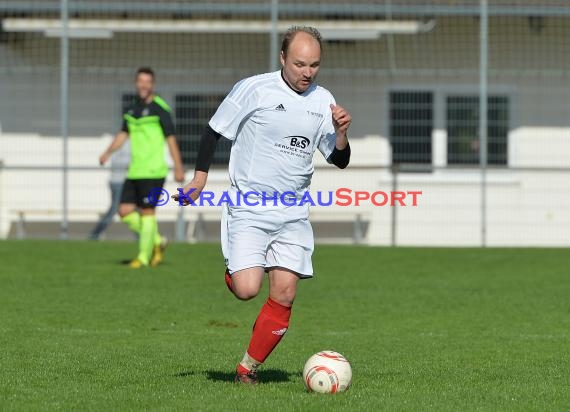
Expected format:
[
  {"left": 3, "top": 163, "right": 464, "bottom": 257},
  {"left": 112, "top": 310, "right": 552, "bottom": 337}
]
[{"left": 174, "top": 26, "right": 351, "bottom": 384}]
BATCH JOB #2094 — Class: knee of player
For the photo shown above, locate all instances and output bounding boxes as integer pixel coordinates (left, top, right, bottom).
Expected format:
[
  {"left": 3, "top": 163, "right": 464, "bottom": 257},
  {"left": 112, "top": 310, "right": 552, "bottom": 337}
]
[
  {"left": 269, "top": 288, "right": 297, "bottom": 307},
  {"left": 117, "top": 205, "right": 133, "bottom": 217},
  {"left": 231, "top": 268, "right": 264, "bottom": 300},
  {"left": 233, "top": 287, "right": 259, "bottom": 301}
]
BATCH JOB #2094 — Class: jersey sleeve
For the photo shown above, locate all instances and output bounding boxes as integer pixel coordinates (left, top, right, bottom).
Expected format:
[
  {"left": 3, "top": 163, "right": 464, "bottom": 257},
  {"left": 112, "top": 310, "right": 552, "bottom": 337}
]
[
  {"left": 318, "top": 96, "right": 338, "bottom": 162},
  {"left": 208, "top": 78, "right": 259, "bottom": 141},
  {"left": 159, "top": 109, "right": 176, "bottom": 137},
  {"left": 121, "top": 108, "right": 129, "bottom": 133}
]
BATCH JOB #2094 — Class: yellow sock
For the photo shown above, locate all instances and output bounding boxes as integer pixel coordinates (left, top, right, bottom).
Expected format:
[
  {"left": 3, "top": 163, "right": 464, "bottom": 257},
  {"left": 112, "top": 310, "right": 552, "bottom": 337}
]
[
  {"left": 154, "top": 231, "right": 162, "bottom": 246},
  {"left": 137, "top": 215, "right": 157, "bottom": 265},
  {"left": 122, "top": 211, "right": 141, "bottom": 234}
]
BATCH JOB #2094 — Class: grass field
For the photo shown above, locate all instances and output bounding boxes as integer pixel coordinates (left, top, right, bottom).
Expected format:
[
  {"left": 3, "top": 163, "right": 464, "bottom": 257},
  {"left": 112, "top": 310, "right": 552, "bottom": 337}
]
[{"left": 0, "top": 240, "right": 568, "bottom": 411}]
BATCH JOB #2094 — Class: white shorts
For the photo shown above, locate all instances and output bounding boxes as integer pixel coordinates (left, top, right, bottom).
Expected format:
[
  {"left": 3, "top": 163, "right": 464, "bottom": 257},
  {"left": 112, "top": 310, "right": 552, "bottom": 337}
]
[{"left": 221, "top": 204, "right": 315, "bottom": 278}]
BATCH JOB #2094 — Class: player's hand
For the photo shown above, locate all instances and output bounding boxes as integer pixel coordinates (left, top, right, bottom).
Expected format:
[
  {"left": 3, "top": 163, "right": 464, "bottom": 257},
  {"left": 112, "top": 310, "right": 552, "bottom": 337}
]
[
  {"left": 172, "top": 180, "right": 204, "bottom": 206},
  {"left": 330, "top": 104, "right": 351, "bottom": 136},
  {"left": 99, "top": 151, "right": 110, "bottom": 166}
]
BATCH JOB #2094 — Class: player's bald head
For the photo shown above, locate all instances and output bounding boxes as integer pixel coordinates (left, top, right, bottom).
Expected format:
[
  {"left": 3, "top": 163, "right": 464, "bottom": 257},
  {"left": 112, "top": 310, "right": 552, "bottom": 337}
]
[
  {"left": 280, "top": 26, "right": 323, "bottom": 92},
  {"left": 281, "top": 26, "right": 323, "bottom": 58}
]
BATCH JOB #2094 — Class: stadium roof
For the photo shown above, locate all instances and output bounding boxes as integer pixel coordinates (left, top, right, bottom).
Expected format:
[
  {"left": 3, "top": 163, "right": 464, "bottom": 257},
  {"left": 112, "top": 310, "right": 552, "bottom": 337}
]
[
  {"left": 2, "top": 18, "right": 437, "bottom": 39},
  {"left": 2, "top": 1, "right": 570, "bottom": 17}
]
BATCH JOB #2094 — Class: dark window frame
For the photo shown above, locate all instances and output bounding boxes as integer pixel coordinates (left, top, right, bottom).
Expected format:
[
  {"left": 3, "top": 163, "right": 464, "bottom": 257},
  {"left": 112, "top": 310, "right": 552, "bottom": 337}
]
[
  {"left": 121, "top": 93, "right": 138, "bottom": 114},
  {"left": 174, "top": 93, "right": 230, "bottom": 167},
  {"left": 446, "top": 95, "right": 509, "bottom": 166},
  {"left": 389, "top": 91, "right": 434, "bottom": 166}
]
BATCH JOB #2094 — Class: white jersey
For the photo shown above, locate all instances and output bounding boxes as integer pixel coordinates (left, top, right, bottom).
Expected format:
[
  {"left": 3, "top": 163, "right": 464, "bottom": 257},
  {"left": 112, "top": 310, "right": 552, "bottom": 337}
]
[{"left": 209, "top": 70, "right": 337, "bottom": 207}]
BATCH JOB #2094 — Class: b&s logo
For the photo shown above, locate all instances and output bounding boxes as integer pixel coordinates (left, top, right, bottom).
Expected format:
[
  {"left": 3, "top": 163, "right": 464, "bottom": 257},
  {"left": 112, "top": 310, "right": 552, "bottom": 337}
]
[
  {"left": 286, "top": 135, "right": 310, "bottom": 149},
  {"left": 274, "top": 135, "right": 312, "bottom": 159}
]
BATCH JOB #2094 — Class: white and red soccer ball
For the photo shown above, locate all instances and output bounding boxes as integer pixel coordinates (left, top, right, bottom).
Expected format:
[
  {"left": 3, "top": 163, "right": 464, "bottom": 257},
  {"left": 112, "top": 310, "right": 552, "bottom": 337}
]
[{"left": 302, "top": 351, "right": 352, "bottom": 393}]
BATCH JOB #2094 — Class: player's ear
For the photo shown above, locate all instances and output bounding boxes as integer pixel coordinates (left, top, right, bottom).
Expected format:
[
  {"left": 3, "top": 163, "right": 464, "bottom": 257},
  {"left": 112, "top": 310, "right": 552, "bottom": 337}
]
[{"left": 279, "top": 51, "right": 286, "bottom": 66}]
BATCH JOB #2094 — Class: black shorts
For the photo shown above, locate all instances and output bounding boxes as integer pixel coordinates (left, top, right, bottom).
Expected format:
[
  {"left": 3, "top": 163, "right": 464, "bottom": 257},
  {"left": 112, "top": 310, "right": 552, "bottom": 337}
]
[{"left": 120, "top": 178, "right": 166, "bottom": 209}]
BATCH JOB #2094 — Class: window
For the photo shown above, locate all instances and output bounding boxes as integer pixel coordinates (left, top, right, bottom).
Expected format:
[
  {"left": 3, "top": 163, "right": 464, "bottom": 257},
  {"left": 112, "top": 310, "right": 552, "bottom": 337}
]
[
  {"left": 175, "top": 94, "right": 230, "bottom": 166},
  {"left": 121, "top": 93, "right": 137, "bottom": 113},
  {"left": 389, "top": 91, "right": 433, "bottom": 165},
  {"left": 446, "top": 96, "right": 509, "bottom": 165}
]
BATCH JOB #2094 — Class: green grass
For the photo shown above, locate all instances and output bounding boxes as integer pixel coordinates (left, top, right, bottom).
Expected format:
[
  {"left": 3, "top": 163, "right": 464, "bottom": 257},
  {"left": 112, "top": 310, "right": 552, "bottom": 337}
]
[{"left": 0, "top": 240, "right": 569, "bottom": 411}]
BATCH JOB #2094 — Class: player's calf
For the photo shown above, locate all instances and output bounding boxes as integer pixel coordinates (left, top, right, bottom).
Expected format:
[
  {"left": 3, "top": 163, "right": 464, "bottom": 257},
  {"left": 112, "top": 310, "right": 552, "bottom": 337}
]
[{"left": 235, "top": 297, "right": 292, "bottom": 384}]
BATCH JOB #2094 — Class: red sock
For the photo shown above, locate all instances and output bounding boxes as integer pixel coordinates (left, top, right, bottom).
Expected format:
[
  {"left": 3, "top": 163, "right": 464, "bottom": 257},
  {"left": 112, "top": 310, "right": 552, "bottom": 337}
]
[
  {"left": 224, "top": 268, "right": 233, "bottom": 292},
  {"left": 246, "top": 298, "right": 292, "bottom": 364}
]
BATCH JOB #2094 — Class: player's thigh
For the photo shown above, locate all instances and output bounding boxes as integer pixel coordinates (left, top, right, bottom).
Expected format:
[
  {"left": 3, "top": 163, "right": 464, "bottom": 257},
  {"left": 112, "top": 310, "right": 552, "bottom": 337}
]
[
  {"left": 266, "top": 218, "right": 315, "bottom": 278},
  {"left": 221, "top": 207, "right": 272, "bottom": 274},
  {"left": 232, "top": 267, "right": 265, "bottom": 299}
]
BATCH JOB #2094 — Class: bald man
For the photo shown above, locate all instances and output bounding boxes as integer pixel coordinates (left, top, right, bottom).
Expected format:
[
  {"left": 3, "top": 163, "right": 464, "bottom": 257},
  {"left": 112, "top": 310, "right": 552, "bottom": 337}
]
[{"left": 174, "top": 26, "right": 352, "bottom": 384}]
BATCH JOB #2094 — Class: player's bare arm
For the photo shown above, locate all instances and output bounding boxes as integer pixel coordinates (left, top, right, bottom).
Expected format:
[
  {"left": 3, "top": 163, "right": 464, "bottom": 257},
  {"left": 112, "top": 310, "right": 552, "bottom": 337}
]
[
  {"left": 166, "top": 135, "right": 185, "bottom": 183},
  {"left": 99, "top": 131, "right": 128, "bottom": 165}
]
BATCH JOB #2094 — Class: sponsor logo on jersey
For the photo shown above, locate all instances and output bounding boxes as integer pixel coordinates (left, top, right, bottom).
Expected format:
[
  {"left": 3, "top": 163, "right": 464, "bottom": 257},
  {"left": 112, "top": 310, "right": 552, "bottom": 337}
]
[
  {"left": 287, "top": 135, "right": 310, "bottom": 149},
  {"left": 275, "top": 103, "right": 286, "bottom": 111},
  {"left": 274, "top": 135, "right": 312, "bottom": 159}
]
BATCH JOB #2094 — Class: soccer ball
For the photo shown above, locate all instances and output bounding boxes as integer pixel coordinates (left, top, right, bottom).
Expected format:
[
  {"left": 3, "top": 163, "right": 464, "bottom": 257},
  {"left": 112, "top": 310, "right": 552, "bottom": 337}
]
[{"left": 303, "top": 351, "right": 352, "bottom": 393}]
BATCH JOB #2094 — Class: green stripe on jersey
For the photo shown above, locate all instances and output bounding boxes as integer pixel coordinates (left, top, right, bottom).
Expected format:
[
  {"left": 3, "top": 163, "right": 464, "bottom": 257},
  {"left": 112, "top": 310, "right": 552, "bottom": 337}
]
[
  {"left": 153, "top": 96, "right": 172, "bottom": 113},
  {"left": 124, "top": 114, "right": 168, "bottom": 179}
]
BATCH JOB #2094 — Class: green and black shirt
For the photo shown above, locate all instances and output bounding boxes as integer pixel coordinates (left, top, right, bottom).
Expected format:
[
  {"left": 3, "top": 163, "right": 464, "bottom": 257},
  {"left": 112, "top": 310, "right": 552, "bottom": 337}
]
[{"left": 121, "top": 95, "right": 174, "bottom": 179}]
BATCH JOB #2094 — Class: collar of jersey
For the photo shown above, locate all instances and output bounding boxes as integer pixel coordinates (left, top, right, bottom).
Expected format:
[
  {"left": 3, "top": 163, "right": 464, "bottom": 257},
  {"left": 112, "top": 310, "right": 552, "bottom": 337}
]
[{"left": 278, "top": 70, "right": 315, "bottom": 98}]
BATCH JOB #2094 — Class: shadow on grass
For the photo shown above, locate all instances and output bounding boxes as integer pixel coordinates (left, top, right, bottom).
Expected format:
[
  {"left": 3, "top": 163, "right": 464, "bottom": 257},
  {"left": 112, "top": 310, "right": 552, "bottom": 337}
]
[{"left": 205, "top": 369, "right": 297, "bottom": 383}]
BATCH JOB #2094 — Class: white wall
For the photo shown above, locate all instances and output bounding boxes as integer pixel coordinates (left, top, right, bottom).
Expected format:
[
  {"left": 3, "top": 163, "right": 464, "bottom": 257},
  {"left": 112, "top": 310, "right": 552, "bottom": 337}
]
[{"left": 1, "top": 131, "right": 569, "bottom": 246}]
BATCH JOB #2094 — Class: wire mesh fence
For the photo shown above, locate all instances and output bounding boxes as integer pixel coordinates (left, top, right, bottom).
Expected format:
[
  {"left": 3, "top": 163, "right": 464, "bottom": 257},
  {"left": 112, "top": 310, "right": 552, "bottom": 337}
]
[{"left": 1, "top": 0, "right": 569, "bottom": 246}]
